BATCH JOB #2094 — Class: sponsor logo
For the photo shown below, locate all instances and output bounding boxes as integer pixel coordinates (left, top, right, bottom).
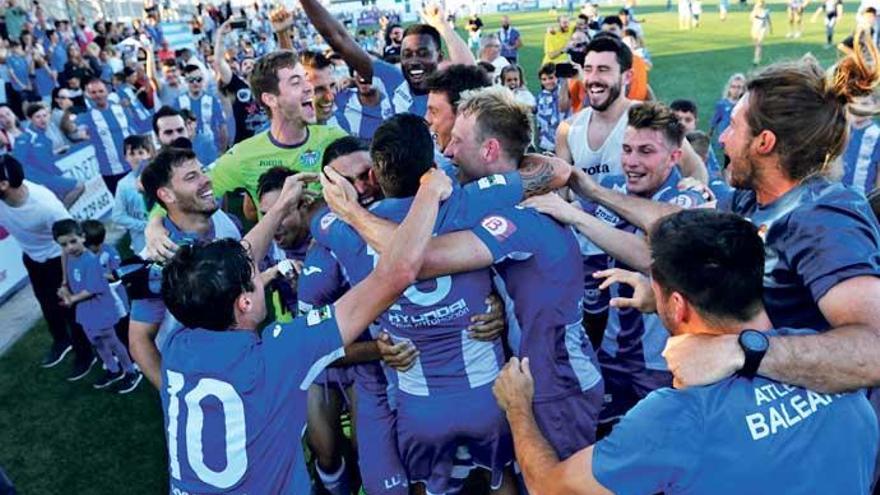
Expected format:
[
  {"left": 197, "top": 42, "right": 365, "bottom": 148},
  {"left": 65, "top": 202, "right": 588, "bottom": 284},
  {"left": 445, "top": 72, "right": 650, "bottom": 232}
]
[
  {"left": 671, "top": 194, "right": 694, "bottom": 208},
  {"left": 584, "top": 163, "right": 611, "bottom": 176},
  {"left": 299, "top": 150, "right": 320, "bottom": 167},
  {"left": 272, "top": 324, "right": 283, "bottom": 338},
  {"left": 480, "top": 215, "right": 517, "bottom": 241},
  {"left": 388, "top": 298, "right": 469, "bottom": 328},
  {"left": 302, "top": 266, "right": 323, "bottom": 276},
  {"left": 307, "top": 305, "right": 333, "bottom": 326},
  {"left": 477, "top": 174, "right": 507, "bottom": 190},
  {"left": 320, "top": 212, "right": 338, "bottom": 231},
  {"left": 757, "top": 224, "right": 769, "bottom": 242},
  {"left": 259, "top": 159, "right": 283, "bottom": 168},
  {"left": 73, "top": 269, "right": 82, "bottom": 283}
]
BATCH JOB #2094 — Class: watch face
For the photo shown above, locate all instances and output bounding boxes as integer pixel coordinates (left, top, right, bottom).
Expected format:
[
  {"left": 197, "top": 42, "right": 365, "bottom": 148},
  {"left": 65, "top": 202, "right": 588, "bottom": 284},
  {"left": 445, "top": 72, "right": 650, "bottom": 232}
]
[{"left": 741, "top": 330, "right": 769, "bottom": 352}]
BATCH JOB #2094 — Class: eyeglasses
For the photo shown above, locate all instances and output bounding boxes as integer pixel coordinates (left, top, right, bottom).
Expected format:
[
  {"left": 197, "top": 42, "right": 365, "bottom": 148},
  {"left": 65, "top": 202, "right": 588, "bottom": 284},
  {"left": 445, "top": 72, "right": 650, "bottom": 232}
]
[{"left": 186, "top": 77, "right": 203, "bottom": 84}]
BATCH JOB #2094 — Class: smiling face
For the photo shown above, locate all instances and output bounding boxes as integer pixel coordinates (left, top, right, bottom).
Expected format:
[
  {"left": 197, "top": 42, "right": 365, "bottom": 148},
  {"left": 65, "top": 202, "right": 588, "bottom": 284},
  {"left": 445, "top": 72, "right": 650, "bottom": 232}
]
[
  {"left": 401, "top": 33, "right": 440, "bottom": 94},
  {"left": 426, "top": 91, "right": 456, "bottom": 150},
  {"left": 582, "top": 50, "right": 629, "bottom": 112},
  {"left": 305, "top": 66, "right": 337, "bottom": 124},
  {"left": 328, "top": 150, "right": 380, "bottom": 205},
  {"left": 621, "top": 127, "right": 678, "bottom": 196},
  {"left": 185, "top": 68, "right": 205, "bottom": 97},
  {"left": 161, "top": 159, "right": 218, "bottom": 215},
  {"left": 265, "top": 64, "right": 316, "bottom": 126},
  {"left": 503, "top": 70, "right": 522, "bottom": 90}
]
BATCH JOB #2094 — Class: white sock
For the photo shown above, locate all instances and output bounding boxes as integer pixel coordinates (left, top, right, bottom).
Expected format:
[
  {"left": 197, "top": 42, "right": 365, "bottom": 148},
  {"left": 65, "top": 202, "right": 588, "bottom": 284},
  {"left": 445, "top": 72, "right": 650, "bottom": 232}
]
[{"left": 316, "top": 458, "right": 350, "bottom": 495}]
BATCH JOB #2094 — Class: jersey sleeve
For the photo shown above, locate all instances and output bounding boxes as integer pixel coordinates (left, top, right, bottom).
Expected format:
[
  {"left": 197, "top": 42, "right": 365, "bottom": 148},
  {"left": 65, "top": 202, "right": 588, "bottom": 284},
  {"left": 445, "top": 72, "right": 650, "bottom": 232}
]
[
  {"left": 212, "top": 97, "right": 225, "bottom": 128},
  {"left": 207, "top": 148, "right": 244, "bottom": 198},
  {"left": 298, "top": 244, "right": 347, "bottom": 314},
  {"left": 262, "top": 305, "right": 346, "bottom": 394},
  {"left": 471, "top": 207, "right": 544, "bottom": 263},
  {"left": 444, "top": 172, "right": 524, "bottom": 229},
  {"left": 371, "top": 59, "right": 405, "bottom": 90},
  {"left": 82, "top": 255, "right": 109, "bottom": 296},
  {"left": 786, "top": 200, "right": 880, "bottom": 302},
  {"left": 592, "top": 388, "right": 703, "bottom": 494}
]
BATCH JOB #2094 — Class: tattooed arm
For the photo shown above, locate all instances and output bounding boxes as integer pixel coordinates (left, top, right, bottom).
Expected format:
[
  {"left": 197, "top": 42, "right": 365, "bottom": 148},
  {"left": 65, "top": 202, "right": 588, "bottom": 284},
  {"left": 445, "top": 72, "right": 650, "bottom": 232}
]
[{"left": 519, "top": 153, "right": 572, "bottom": 197}]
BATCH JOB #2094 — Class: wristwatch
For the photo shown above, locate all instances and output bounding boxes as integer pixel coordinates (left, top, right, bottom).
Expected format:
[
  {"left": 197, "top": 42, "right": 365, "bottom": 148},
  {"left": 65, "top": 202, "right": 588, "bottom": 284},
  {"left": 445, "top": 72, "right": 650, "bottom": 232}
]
[{"left": 738, "top": 329, "right": 769, "bottom": 379}]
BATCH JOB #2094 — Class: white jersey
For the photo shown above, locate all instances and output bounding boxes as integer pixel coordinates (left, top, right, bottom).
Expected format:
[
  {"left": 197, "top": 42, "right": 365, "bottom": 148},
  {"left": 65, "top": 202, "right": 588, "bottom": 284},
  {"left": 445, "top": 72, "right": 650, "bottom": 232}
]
[{"left": 567, "top": 106, "right": 628, "bottom": 182}]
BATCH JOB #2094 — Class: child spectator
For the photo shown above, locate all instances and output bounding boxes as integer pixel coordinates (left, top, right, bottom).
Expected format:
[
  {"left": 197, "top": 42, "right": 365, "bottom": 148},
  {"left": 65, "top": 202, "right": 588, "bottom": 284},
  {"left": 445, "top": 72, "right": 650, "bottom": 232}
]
[
  {"left": 535, "top": 63, "right": 569, "bottom": 153},
  {"left": 112, "top": 135, "right": 154, "bottom": 254},
  {"left": 53, "top": 219, "right": 142, "bottom": 394},
  {"left": 81, "top": 219, "right": 131, "bottom": 352},
  {"left": 501, "top": 65, "right": 536, "bottom": 111}
]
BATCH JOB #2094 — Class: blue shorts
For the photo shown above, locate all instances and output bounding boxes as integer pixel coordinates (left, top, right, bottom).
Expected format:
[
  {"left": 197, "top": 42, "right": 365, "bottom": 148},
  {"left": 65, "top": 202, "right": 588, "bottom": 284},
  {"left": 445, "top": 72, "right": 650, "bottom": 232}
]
[
  {"left": 598, "top": 365, "right": 672, "bottom": 424},
  {"left": 312, "top": 364, "right": 356, "bottom": 389},
  {"left": 130, "top": 297, "right": 165, "bottom": 324},
  {"left": 396, "top": 383, "right": 514, "bottom": 494},
  {"left": 533, "top": 384, "right": 604, "bottom": 459},
  {"left": 354, "top": 365, "right": 409, "bottom": 495}
]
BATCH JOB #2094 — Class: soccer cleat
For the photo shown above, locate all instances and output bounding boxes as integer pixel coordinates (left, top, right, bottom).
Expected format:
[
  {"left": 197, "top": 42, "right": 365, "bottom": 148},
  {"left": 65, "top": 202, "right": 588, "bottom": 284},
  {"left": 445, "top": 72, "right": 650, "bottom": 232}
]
[
  {"left": 41, "top": 344, "right": 72, "bottom": 368},
  {"left": 67, "top": 357, "right": 98, "bottom": 381},
  {"left": 93, "top": 369, "right": 126, "bottom": 389},
  {"left": 116, "top": 371, "right": 143, "bottom": 395}
]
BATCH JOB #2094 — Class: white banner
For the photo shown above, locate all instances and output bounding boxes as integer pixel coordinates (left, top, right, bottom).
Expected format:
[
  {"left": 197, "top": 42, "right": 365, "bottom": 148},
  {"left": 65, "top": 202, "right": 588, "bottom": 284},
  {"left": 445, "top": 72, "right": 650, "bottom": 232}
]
[
  {"left": 0, "top": 226, "right": 28, "bottom": 302},
  {"left": 54, "top": 144, "right": 115, "bottom": 221}
]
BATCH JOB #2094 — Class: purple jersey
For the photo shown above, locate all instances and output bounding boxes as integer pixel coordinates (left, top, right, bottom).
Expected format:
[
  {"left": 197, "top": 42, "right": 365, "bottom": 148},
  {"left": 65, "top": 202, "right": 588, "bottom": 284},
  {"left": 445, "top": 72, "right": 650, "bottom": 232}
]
[
  {"left": 67, "top": 250, "right": 120, "bottom": 331},
  {"left": 314, "top": 172, "right": 525, "bottom": 396},
  {"left": 721, "top": 176, "right": 880, "bottom": 331},
  {"left": 160, "top": 305, "right": 345, "bottom": 494},
  {"left": 471, "top": 206, "right": 602, "bottom": 402}
]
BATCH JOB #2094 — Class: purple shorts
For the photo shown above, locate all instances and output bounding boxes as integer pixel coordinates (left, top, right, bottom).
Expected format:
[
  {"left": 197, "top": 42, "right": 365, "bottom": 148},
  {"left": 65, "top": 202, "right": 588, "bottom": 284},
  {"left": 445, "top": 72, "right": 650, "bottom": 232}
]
[
  {"left": 311, "top": 364, "right": 356, "bottom": 389},
  {"left": 354, "top": 370, "right": 410, "bottom": 495},
  {"left": 598, "top": 365, "right": 672, "bottom": 424},
  {"left": 396, "top": 383, "right": 514, "bottom": 494},
  {"left": 533, "top": 383, "right": 604, "bottom": 459}
]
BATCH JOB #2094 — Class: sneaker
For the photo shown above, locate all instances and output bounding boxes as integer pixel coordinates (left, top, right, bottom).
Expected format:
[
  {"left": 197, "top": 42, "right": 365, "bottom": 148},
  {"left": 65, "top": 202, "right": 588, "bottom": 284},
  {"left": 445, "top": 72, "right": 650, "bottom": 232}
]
[
  {"left": 93, "top": 369, "right": 126, "bottom": 389},
  {"left": 67, "top": 357, "right": 97, "bottom": 381},
  {"left": 116, "top": 371, "right": 143, "bottom": 395},
  {"left": 40, "top": 344, "right": 72, "bottom": 368}
]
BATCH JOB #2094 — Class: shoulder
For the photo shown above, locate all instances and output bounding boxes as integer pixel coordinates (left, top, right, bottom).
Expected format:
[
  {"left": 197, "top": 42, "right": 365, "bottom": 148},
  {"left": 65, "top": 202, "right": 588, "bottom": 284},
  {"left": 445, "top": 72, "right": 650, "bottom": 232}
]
[{"left": 789, "top": 179, "right": 877, "bottom": 230}]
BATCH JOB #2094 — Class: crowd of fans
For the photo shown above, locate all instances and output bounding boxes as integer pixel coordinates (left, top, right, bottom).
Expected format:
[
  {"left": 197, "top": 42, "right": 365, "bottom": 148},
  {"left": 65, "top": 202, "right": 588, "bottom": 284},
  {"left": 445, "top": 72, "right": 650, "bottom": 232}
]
[{"left": 1, "top": 0, "right": 880, "bottom": 494}]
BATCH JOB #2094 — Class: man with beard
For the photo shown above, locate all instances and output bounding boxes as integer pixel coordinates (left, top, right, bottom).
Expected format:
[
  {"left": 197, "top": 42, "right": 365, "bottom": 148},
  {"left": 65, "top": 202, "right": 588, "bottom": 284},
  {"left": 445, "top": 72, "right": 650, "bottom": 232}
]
[
  {"left": 130, "top": 147, "right": 243, "bottom": 388},
  {"left": 214, "top": 18, "right": 268, "bottom": 144},
  {"left": 498, "top": 15, "right": 522, "bottom": 65},
  {"left": 322, "top": 87, "right": 603, "bottom": 463},
  {"left": 571, "top": 45, "right": 880, "bottom": 488},
  {"left": 152, "top": 106, "right": 190, "bottom": 147},
  {"left": 383, "top": 23, "right": 404, "bottom": 63},
  {"left": 334, "top": 71, "right": 394, "bottom": 144},
  {"left": 299, "top": 0, "right": 473, "bottom": 117},
  {"left": 544, "top": 15, "right": 573, "bottom": 64},
  {"left": 556, "top": 34, "right": 707, "bottom": 184},
  {"left": 144, "top": 51, "right": 347, "bottom": 261}
]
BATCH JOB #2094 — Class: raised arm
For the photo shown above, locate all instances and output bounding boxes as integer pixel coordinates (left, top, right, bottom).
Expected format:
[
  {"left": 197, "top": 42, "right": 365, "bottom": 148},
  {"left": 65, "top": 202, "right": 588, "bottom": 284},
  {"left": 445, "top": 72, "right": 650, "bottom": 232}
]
[
  {"left": 213, "top": 19, "right": 234, "bottom": 85},
  {"left": 332, "top": 169, "right": 450, "bottom": 345},
  {"left": 422, "top": 5, "right": 474, "bottom": 65},
  {"left": 243, "top": 173, "right": 317, "bottom": 263},
  {"left": 299, "top": 0, "right": 373, "bottom": 80}
]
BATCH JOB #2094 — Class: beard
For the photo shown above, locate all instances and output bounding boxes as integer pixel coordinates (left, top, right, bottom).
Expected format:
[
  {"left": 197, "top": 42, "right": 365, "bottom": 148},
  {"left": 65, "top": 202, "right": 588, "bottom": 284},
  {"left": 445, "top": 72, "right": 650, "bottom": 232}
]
[
  {"left": 588, "top": 81, "right": 623, "bottom": 112},
  {"left": 726, "top": 152, "right": 758, "bottom": 190}
]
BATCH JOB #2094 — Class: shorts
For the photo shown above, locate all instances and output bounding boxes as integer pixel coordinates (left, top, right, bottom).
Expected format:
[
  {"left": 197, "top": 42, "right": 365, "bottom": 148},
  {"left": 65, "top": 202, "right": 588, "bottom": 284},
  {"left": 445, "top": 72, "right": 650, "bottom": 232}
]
[
  {"left": 354, "top": 375, "right": 409, "bottom": 495},
  {"left": 598, "top": 365, "right": 673, "bottom": 424},
  {"left": 83, "top": 325, "right": 117, "bottom": 344},
  {"left": 533, "top": 384, "right": 604, "bottom": 459},
  {"left": 312, "top": 365, "right": 356, "bottom": 389},
  {"left": 130, "top": 297, "right": 165, "bottom": 324},
  {"left": 396, "top": 383, "right": 514, "bottom": 494}
]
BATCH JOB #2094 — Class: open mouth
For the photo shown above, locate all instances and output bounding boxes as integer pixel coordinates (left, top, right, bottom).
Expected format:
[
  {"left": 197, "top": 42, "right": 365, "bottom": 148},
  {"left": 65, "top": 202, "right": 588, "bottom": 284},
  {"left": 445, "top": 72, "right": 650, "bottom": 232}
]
[
  {"left": 625, "top": 171, "right": 646, "bottom": 182},
  {"left": 301, "top": 98, "right": 315, "bottom": 115},
  {"left": 198, "top": 187, "right": 214, "bottom": 201},
  {"left": 406, "top": 68, "right": 426, "bottom": 82},
  {"left": 588, "top": 84, "right": 608, "bottom": 99}
]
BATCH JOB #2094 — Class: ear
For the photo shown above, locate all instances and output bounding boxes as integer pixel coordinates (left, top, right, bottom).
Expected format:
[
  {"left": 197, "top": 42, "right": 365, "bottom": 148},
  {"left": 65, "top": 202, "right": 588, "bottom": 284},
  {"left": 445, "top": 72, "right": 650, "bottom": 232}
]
[
  {"left": 670, "top": 291, "right": 690, "bottom": 326},
  {"left": 156, "top": 186, "right": 175, "bottom": 206},
  {"left": 669, "top": 147, "right": 683, "bottom": 164},
  {"left": 367, "top": 167, "right": 379, "bottom": 186},
  {"left": 482, "top": 138, "right": 500, "bottom": 163},
  {"left": 753, "top": 129, "right": 777, "bottom": 155},
  {"left": 622, "top": 68, "right": 634, "bottom": 88},
  {"left": 234, "top": 291, "right": 252, "bottom": 317},
  {"left": 260, "top": 91, "right": 277, "bottom": 112}
]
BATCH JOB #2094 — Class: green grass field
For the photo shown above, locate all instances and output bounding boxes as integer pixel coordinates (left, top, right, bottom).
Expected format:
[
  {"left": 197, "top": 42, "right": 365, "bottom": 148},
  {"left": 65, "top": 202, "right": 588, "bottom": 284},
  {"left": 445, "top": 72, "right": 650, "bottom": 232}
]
[{"left": 0, "top": 2, "right": 864, "bottom": 492}]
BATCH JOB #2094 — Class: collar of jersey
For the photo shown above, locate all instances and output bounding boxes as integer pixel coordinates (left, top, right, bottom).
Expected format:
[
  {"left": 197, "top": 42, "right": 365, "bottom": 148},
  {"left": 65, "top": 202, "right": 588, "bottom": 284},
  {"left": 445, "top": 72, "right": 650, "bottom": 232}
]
[{"left": 268, "top": 126, "right": 310, "bottom": 150}]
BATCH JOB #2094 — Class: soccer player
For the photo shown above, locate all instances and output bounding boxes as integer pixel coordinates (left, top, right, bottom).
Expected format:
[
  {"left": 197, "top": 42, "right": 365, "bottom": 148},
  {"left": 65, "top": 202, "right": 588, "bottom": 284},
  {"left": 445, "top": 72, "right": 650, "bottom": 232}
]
[
  {"left": 524, "top": 102, "right": 706, "bottom": 428},
  {"left": 315, "top": 113, "right": 533, "bottom": 494},
  {"left": 157, "top": 165, "right": 450, "bottom": 494},
  {"left": 570, "top": 42, "right": 880, "bottom": 451},
  {"left": 129, "top": 147, "right": 243, "bottom": 388},
  {"left": 555, "top": 34, "right": 708, "bottom": 184},
  {"left": 175, "top": 64, "right": 228, "bottom": 162},
  {"left": 424, "top": 64, "right": 492, "bottom": 154},
  {"left": 492, "top": 209, "right": 878, "bottom": 495},
  {"left": 53, "top": 220, "right": 142, "bottom": 393},
  {"left": 322, "top": 88, "right": 602, "bottom": 461},
  {"left": 75, "top": 77, "right": 144, "bottom": 194},
  {"left": 298, "top": 0, "right": 473, "bottom": 118},
  {"left": 299, "top": 51, "right": 339, "bottom": 127}
]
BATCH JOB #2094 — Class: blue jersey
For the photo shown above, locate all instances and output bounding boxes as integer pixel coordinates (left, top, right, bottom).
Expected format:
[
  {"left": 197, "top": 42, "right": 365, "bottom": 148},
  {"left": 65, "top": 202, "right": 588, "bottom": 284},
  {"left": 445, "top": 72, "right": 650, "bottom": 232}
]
[
  {"left": 471, "top": 206, "right": 602, "bottom": 402},
  {"left": 371, "top": 59, "right": 427, "bottom": 117},
  {"left": 97, "top": 244, "right": 122, "bottom": 272},
  {"left": 12, "top": 128, "right": 78, "bottom": 197},
  {"left": 160, "top": 305, "right": 345, "bottom": 495},
  {"left": 297, "top": 242, "right": 348, "bottom": 315},
  {"left": 116, "top": 84, "right": 154, "bottom": 127},
  {"left": 333, "top": 88, "right": 394, "bottom": 145},
  {"left": 176, "top": 93, "right": 225, "bottom": 159},
  {"left": 49, "top": 42, "right": 68, "bottom": 72},
  {"left": 593, "top": 330, "right": 878, "bottom": 494},
  {"left": 582, "top": 169, "right": 705, "bottom": 377},
  {"left": 842, "top": 121, "right": 880, "bottom": 196},
  {"left": 535, "top": 87, "right": 566, "bottom": 152},
  {"left": 7, "top": 54, "right": 29, "bottom": 91},
  {"left": 34, "top": 66, "right": 55, "bottom": 98},
  {"left": 67, "top": 250, "right": 120, "bottom": 331},
  {"left": 112, "top": 169, "right": 149, "bottom": 254},
  {"left": 722, "top": 176, "right": 880, "bottom": 331},
  {"left": 315, "top": 173, "right": 525, "bottom": 396},
  {"left": 710, "top": 98, "right": 735, "bottom": 143},
  {"left": 76, "top": 104, "right": 137, "bottom": 176}
]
